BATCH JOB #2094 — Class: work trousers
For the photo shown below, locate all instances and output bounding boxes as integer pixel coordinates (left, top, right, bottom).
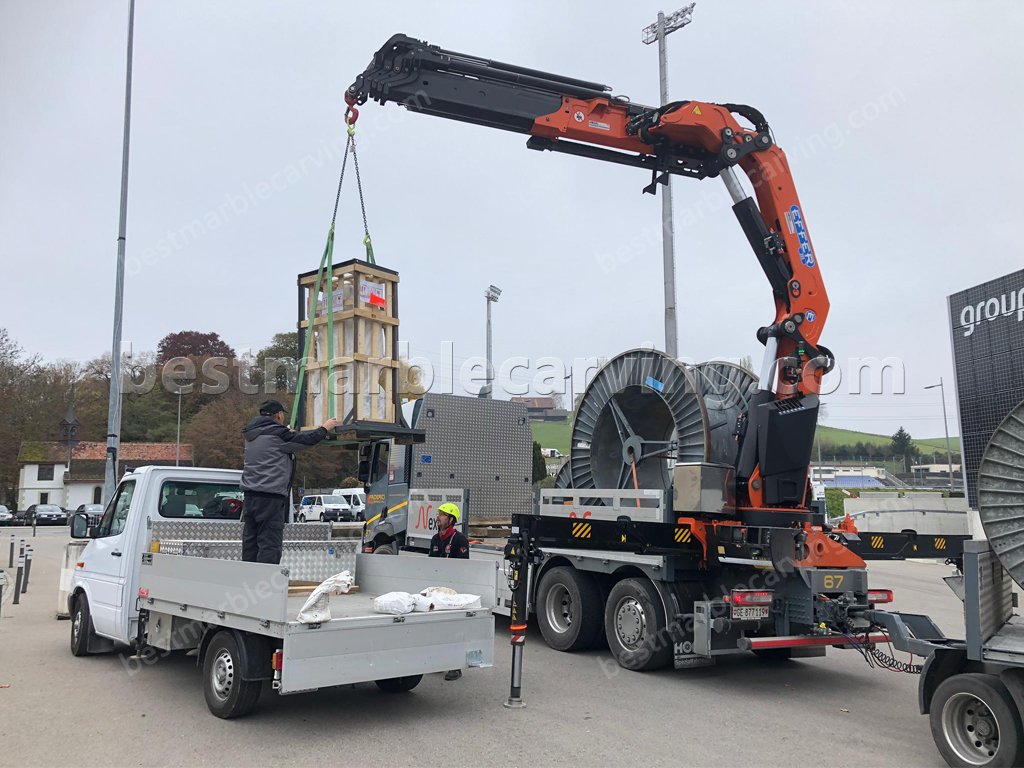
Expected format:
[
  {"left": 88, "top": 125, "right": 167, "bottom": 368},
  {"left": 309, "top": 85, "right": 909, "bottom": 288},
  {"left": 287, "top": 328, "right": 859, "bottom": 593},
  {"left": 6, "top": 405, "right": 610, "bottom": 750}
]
[{"left": 242, "top": 491, "right": 288, "bottom": 564}]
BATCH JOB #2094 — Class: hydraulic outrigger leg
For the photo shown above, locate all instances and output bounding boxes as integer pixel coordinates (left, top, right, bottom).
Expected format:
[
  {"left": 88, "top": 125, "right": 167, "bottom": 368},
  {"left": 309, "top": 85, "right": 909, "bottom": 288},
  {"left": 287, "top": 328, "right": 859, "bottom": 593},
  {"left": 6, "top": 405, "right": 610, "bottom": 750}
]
[{"left": 503, "top": 524, "right": 535, "bottom": 709}]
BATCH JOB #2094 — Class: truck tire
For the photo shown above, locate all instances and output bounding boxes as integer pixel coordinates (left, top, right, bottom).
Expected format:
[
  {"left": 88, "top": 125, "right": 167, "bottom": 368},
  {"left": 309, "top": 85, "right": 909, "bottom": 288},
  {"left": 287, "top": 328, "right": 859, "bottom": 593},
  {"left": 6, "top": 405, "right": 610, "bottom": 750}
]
[
  {"left": 604, "top": 578, "right": 672, "bottom": 671},
  {"left": 203, "top": 631, "right": 262, "bottom": 719},
  {"left": 375, "top": 675, "right": 422, "bottom": 693},
  {"left": 930, "top": 673, "right": 1024, "bottom": 767},
  {"left": 373, "top": 542, "right": 397, "bottom": 555},
  {"left": 536, "top": 566, "right": 602, "bottom": 651},
  {"left": 70, "top": 594, "right": 94, "bottom": 657}
]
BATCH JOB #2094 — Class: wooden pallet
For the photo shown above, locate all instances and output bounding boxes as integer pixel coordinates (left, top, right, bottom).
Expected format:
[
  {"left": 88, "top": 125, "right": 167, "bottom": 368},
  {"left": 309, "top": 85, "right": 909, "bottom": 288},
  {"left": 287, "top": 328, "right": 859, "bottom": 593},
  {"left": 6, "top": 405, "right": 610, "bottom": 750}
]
[{"left": 288, "top": 581, "right": 360, "bottom": 597}]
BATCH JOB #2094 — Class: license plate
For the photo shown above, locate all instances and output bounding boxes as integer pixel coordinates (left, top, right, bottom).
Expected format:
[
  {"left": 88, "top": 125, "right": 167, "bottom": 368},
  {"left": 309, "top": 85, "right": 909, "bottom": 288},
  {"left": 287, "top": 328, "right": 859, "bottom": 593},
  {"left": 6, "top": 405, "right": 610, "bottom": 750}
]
[{"left": 731, "top": 605, "right": 769, "bottom": 620}]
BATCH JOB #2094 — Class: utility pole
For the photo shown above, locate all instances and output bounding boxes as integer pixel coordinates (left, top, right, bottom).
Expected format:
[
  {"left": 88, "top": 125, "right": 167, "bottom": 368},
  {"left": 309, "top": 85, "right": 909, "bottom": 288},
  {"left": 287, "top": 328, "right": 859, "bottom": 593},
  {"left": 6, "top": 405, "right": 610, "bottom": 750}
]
[
  {"left": 484, "top": 285, "right": 501, "bottom": 398},
  {"left": 103, "top": 0, "right": 136, "bottom": 504},
  {"left": 175, "top": 388, "right": 183, "bottom": 466},
  {"left": 642, "top": 3, "right": 695, "bottom": 360},
  {"left": 925, "top": 378, "right": 955, "bottom": 493}
]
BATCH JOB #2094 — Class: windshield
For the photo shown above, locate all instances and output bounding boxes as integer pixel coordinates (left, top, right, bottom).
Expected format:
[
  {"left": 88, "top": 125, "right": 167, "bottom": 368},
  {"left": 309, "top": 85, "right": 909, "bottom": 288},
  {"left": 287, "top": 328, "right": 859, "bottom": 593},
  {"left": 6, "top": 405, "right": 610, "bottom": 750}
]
[
  {"left": 322, "top": 496, "right": 347, "bottom": 505},
  {"left": 37, "top": 505, "right": 62, "bottom": 512}
]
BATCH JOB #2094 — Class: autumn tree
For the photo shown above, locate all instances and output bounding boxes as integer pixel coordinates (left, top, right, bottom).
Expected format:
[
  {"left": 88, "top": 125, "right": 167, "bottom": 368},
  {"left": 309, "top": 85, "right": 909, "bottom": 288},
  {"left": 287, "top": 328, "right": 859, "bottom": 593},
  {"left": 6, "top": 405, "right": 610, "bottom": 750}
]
[{"left": 156, "top": 331, "right": 235, "bottom": 365}]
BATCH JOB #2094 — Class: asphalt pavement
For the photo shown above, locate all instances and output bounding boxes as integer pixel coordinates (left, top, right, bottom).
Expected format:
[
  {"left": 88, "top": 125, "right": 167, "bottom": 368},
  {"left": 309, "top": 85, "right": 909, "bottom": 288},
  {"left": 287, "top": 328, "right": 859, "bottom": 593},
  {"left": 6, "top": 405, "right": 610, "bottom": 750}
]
[{"left": 0, "top": 526, "right": 958, "bottom": 767}]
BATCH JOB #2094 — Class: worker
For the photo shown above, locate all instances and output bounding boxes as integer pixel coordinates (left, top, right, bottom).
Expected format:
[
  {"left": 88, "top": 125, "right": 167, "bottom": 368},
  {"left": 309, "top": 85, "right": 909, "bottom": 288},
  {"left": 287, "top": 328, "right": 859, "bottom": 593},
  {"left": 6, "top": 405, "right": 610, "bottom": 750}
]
[
  {"left": 428, "top": 502, "right": 469, "bottom": 559},
  {"left": 428, "top": 501, "right": 470, "bottom": 681},
  {"left": 240, "top": 400, "right": 337, "bottom": 564}
]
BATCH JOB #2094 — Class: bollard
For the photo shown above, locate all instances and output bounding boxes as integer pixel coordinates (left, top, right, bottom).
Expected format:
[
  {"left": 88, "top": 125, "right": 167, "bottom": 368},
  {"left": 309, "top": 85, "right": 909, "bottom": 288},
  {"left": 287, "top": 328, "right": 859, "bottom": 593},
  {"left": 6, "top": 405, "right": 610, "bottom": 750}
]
[
  {"left": 8, "top": 534, "right": 13, "bottom": 568},
  {"left": 22, "top": 545, "right": 32, "bottom": 593},
  {"left": 13, "top": 556, "right": 23, "bottom": 605},
  {"left": 0, "top": 570, "right": 4, "bottom": 621}
]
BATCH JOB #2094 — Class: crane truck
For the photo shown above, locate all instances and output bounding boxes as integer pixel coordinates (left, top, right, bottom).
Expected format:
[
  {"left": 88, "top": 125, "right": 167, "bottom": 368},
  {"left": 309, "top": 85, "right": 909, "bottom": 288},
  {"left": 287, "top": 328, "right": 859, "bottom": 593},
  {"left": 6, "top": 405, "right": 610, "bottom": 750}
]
[{"left": 345, "top": 35, "right": 968, "bottom": 672}]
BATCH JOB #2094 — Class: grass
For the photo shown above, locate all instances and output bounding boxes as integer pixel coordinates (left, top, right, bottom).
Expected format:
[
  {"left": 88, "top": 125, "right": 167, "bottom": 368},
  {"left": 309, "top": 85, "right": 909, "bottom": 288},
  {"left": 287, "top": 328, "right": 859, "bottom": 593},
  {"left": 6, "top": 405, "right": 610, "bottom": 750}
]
[{"left": 531, "top": 419, "right": 959, "bottom": 457}]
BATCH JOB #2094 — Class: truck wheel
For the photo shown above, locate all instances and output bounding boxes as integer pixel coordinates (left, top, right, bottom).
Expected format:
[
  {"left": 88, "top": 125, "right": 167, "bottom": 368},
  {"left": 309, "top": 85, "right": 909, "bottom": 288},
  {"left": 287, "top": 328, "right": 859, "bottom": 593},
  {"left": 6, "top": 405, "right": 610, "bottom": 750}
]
[
  {"left": 536, "top": 567, "right": 602, "bottom": 651},
  {"left": 604, "top": 578, "right": 672, "bottom": 671},
  {"left": 373, "top": 542, "right": 397, "bottom": 555},
  {"left": 375, "top": 675, "right": 422, "bottom": 693},
  {"left": 70, "top": 595, "right": 94, "bottom": 657},
  {"left": 203, "top": 631, "right": 262, "bottom": 719},
  {"left": 930, "top": 673, "right": 1024, "bottom": 767}
]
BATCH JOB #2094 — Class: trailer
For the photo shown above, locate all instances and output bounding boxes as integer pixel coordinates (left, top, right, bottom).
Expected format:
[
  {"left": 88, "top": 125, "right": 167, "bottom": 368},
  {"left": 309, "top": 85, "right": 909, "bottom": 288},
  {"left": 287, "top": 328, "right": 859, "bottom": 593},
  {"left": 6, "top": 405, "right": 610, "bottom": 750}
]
[
  {"left": 67, "top": 466, "right": 496, "bottom": 718},
  {"left": 875, "top": 399, "right": 1024, "bottom": 767}
]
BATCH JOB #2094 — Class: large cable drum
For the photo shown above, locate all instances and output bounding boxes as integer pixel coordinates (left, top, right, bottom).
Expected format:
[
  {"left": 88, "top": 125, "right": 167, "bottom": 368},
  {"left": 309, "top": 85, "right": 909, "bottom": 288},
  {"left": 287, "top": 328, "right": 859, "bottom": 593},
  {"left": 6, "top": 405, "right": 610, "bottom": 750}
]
[
  {"left": 570, "top": 349, "right": 709, "bottom": 492},
  {"left": 978, "top": 398, "right": 1024, "bottom": 588},
  {"left": 693, "top": 361, "right": 759, "bottom": 468}
]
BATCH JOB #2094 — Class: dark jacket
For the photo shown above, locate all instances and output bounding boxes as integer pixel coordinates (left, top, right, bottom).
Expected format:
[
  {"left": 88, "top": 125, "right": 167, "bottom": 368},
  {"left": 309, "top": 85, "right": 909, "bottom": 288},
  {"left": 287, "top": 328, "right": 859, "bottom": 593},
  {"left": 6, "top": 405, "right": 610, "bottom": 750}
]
[
  {"left": 241, "top": 416, "right": 328, "bottom": 497},
  {"left": 428, "top": 529, "right": 470, "bottom": 559}
]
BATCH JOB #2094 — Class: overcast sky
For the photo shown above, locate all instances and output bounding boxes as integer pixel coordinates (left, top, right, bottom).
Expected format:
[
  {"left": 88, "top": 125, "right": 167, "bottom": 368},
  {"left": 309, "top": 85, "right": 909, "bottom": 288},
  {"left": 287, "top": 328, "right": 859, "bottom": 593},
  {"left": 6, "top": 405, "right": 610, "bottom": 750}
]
[{"left": 2, "top": 1, "right": 1022, "bottom": 439}]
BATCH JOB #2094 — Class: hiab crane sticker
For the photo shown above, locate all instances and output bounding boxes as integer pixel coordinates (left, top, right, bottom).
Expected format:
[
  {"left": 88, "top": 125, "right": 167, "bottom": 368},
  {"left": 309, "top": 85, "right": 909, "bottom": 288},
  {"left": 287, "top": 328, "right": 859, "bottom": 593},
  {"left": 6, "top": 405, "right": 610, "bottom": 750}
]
[{"left": 785, "top": 205, "right": 816, "bottom": 268}]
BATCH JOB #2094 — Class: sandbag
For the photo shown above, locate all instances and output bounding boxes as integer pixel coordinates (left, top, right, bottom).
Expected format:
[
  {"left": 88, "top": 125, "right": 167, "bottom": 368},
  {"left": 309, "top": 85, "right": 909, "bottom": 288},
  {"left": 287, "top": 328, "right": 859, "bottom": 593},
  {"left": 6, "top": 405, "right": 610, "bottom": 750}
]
[
  {"left": 372, "top": 591, "right": 416, "bottom": 615},
  {"left": 296, "top": 570, "right": 355, "bottom": 624}
]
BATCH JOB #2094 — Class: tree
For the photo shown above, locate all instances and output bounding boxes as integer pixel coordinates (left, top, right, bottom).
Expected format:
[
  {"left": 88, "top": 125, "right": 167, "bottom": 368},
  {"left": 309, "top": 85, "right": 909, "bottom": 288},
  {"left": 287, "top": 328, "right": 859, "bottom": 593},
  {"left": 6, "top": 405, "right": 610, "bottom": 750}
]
[
  {"left": 254, "top": 331, "right": 299, "bottom": 392},
  {"left": 890, "top": 426, "right": 918, "bottom": 473},
  {"left": 157, "top": 331, "right": 235, "bottom": 364},
  {"left": 532, "top": 441, "right": 547, "bottom": 483}
]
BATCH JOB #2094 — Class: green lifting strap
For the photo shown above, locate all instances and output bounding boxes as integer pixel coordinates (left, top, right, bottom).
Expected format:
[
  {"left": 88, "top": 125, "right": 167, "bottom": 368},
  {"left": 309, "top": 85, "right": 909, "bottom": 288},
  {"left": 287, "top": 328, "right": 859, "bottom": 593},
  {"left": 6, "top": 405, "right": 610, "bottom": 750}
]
[
  {"left": 291, "top": 226, "right": 336, "bottom": 429},
  {"left": 291, "top": 116, "right": 378, "bottom": 428}
]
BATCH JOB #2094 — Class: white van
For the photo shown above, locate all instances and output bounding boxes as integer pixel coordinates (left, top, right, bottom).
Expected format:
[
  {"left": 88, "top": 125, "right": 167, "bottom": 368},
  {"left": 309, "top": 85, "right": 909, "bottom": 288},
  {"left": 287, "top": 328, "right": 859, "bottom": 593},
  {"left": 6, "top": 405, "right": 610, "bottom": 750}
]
[
  {"left": 332, "top": 487, "right": 366, "bottom": 520},
  {"left": 297, "top": 494, "right": 352, "bottom": 523}
]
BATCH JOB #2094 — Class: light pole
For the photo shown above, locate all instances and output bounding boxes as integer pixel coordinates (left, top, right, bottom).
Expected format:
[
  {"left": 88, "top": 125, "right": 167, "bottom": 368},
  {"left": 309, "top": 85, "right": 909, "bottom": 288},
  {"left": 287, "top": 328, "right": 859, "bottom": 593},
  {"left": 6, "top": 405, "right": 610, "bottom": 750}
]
[
  {"left": 484, "top": 285, "right": 501, "bottom": 398},
  {"left": 103, "top": 0, "right": 136, "bottom": 504},
  {"left": 642, "top": 2, "right": 696, "bottom": 360},
  {"left": 175, "top": 388, "right": 184, "bottom": 466},
  {"left": 924, "top": 378, "right": 955, "bottom": 493}
]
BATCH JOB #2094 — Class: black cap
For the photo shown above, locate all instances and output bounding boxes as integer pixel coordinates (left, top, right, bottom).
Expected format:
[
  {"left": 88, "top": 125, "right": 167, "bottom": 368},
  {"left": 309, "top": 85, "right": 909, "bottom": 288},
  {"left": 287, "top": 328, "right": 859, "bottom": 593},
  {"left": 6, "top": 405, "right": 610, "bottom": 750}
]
[{"left": 259, "top": 399, "right": 286, "bottom": 416}]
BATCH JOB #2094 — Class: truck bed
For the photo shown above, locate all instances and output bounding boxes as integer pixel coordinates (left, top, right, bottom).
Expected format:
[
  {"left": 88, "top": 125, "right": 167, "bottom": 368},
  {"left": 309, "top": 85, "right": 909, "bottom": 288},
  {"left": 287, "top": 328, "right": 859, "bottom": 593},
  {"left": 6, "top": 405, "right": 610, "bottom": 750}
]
[{"left": 139, "top": 552, "right": 497, "bottom": 693}]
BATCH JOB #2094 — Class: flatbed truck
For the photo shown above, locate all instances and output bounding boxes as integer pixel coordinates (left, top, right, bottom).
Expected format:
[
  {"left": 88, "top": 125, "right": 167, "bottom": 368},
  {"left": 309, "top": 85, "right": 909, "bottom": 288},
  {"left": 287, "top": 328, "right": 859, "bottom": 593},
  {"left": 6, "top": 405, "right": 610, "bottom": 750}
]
[{"left": 67, "top": 465, "right": 496, "bottom": 718}]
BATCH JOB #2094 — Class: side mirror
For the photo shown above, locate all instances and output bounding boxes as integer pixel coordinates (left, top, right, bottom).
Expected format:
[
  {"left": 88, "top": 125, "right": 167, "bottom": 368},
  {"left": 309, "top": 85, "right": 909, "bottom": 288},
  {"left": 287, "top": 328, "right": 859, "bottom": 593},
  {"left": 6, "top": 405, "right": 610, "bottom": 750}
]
[{"left": 70, "top": 513, "right": 90, "bottom": 539}]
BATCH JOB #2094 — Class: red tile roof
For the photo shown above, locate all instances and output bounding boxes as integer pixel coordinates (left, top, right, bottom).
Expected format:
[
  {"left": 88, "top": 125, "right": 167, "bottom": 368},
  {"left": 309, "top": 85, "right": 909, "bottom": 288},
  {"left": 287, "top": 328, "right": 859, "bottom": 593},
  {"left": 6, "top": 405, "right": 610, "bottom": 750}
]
[{"left": 18, "top": 441, "right": 193, "bottom": 464}]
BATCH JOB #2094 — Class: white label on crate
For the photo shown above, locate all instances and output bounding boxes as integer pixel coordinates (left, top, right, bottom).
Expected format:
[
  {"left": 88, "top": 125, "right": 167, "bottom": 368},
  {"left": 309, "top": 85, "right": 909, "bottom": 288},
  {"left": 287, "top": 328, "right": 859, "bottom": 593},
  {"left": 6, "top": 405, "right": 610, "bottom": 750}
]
[
  {"left": 359, "top": 280, "right": 387, "bottom": 308},
  {"left": 317, "top": 290, "right": 345, "bottom": 316}
]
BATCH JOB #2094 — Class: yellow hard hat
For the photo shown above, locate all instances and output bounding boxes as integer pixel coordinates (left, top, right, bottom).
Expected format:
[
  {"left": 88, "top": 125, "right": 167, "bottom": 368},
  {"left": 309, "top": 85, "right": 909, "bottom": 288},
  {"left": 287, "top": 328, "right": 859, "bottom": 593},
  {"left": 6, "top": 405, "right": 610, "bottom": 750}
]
[{"left": 437, "top": 502, "right": 461, "bottom": 523}]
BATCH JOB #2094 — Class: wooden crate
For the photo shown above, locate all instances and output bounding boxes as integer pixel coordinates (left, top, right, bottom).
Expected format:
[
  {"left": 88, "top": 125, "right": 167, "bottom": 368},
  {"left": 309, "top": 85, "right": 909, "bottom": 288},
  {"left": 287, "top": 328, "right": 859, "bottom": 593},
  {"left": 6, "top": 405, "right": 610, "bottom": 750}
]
[{"left": 298, "top": 259, "right": 400, "bottom": 426}]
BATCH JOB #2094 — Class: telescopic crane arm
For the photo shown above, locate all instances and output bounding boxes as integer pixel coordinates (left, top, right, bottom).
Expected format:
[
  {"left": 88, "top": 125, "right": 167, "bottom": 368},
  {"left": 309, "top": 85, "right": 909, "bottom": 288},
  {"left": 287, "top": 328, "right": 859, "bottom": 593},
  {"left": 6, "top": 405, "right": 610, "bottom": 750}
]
[{"left": 348, "top": 34, "right": 834, "bottom": 510}]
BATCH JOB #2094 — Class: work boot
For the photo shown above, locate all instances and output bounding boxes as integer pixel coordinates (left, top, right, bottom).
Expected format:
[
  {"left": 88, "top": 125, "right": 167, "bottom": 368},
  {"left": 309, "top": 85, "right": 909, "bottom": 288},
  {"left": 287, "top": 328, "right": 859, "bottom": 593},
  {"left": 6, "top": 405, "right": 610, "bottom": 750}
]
[{"left": 444, "top": 669, "right": 462, "bottom": 681}]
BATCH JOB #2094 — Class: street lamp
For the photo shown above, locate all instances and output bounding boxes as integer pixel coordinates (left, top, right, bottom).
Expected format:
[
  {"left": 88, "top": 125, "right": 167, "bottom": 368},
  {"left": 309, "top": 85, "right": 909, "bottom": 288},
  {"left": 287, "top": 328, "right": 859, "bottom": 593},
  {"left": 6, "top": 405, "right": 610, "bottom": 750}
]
[
  {"left": 175, "top": 387, "right": 184, "bottom": 466},
  {"left": 924, "top": 378, "right": 955, "bottom": 493},
  {"left": 484, "top": 285, "right": 501, "bottom": 399},
  {"left": 642, "top": 2, "right": 696, "bottom": 360}
]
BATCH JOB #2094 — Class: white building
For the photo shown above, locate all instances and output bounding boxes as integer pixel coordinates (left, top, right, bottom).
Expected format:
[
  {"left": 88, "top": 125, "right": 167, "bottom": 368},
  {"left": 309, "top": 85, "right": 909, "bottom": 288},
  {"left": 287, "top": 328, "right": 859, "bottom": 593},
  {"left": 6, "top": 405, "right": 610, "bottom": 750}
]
[{"left": 17, "top": 441, "right": 193, "bottom": 509}]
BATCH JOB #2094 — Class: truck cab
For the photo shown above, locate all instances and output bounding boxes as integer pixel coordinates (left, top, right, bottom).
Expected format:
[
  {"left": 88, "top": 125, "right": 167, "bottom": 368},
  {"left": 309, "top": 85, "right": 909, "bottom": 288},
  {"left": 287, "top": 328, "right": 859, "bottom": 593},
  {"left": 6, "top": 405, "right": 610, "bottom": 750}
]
[{"left": 69, "top": 466, "right": 243, "bottom": 650}]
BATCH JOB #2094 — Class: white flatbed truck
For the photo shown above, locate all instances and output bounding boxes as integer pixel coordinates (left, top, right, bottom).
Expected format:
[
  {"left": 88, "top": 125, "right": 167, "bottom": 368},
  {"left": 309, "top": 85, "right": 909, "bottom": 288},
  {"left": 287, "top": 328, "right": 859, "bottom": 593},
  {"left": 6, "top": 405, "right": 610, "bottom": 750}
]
[{"left": 67, "top": 466, "right": 496, "bottom": 718}]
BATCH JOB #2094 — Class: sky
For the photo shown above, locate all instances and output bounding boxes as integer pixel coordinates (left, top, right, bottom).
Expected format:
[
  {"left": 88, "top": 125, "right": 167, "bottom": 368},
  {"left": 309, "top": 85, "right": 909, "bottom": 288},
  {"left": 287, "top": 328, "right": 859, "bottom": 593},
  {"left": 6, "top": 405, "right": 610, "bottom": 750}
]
[{"left": 2, "top": 0, "right": 1022, "bottom": 439}]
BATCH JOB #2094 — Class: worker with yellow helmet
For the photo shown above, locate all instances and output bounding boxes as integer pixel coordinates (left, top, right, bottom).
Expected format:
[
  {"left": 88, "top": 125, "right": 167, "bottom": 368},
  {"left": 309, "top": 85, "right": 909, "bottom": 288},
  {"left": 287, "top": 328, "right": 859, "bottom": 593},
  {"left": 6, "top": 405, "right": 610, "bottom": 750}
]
[
  {"left": 428, "top": 502, "right": 469, "bottom": 560},
  {"left": 428, "top": 502, "right": 470, "bottom": 681}
]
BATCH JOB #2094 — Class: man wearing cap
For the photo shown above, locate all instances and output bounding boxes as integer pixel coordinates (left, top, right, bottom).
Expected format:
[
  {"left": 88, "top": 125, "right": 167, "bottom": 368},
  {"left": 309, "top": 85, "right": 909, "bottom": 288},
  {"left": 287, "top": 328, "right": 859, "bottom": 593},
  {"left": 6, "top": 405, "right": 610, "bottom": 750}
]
[
  {"left": 240, "top": 400, "right": 337, "bottom": 564},
  {"left": 428, "top": 502, "right": 470, "bottom": 681}
]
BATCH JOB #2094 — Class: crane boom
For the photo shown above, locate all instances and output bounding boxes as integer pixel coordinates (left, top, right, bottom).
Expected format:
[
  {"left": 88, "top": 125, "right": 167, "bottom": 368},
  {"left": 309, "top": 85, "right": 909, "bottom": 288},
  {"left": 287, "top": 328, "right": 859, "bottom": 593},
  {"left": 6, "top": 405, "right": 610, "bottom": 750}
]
[{"left": 348, "top": 34, "right": 835, "bottom": 511}]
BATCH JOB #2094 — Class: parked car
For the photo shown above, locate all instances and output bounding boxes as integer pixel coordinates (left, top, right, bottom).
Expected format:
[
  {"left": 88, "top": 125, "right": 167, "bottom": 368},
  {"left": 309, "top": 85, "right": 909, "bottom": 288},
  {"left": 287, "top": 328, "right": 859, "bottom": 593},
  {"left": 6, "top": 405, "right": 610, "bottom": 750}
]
[
  {"left": 297, "top": 494, "right": 352, "bottom": 523},
  {"left": 75, "top": 503, "right": 105, "bottom": 526},
  {"left": 0, "top": 505, "right": 12, "bottom": 525},
  {"left": 332, "top": 487, "right": 367, "bottom": 520},
  {"left": 27, "top": 504, "right": 68, "bottom": 525}
]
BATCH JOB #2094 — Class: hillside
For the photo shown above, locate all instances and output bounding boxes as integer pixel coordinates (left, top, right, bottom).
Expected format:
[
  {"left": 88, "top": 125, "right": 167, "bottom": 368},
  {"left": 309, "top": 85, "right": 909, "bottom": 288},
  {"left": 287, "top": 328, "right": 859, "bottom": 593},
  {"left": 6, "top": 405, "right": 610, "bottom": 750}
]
[{"left": 532, "top": 419, "right": 959, "bottom": 457}]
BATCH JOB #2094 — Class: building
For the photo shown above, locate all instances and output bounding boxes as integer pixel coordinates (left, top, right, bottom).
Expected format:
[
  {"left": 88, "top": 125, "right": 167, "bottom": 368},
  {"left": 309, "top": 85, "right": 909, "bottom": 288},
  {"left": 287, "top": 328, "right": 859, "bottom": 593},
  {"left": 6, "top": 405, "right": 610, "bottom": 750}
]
[
  {"left": 948, "top": 268, "right": 1024, "bottom": 508},
  {"left": 17, "top": 441, "right": 193, "bottom": 509},
  {"left": 511, "top": 396, "right": 568, "bottom": 422},
  {"left": 809, "top": 464, "right": 905, "bottom": 489}
]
